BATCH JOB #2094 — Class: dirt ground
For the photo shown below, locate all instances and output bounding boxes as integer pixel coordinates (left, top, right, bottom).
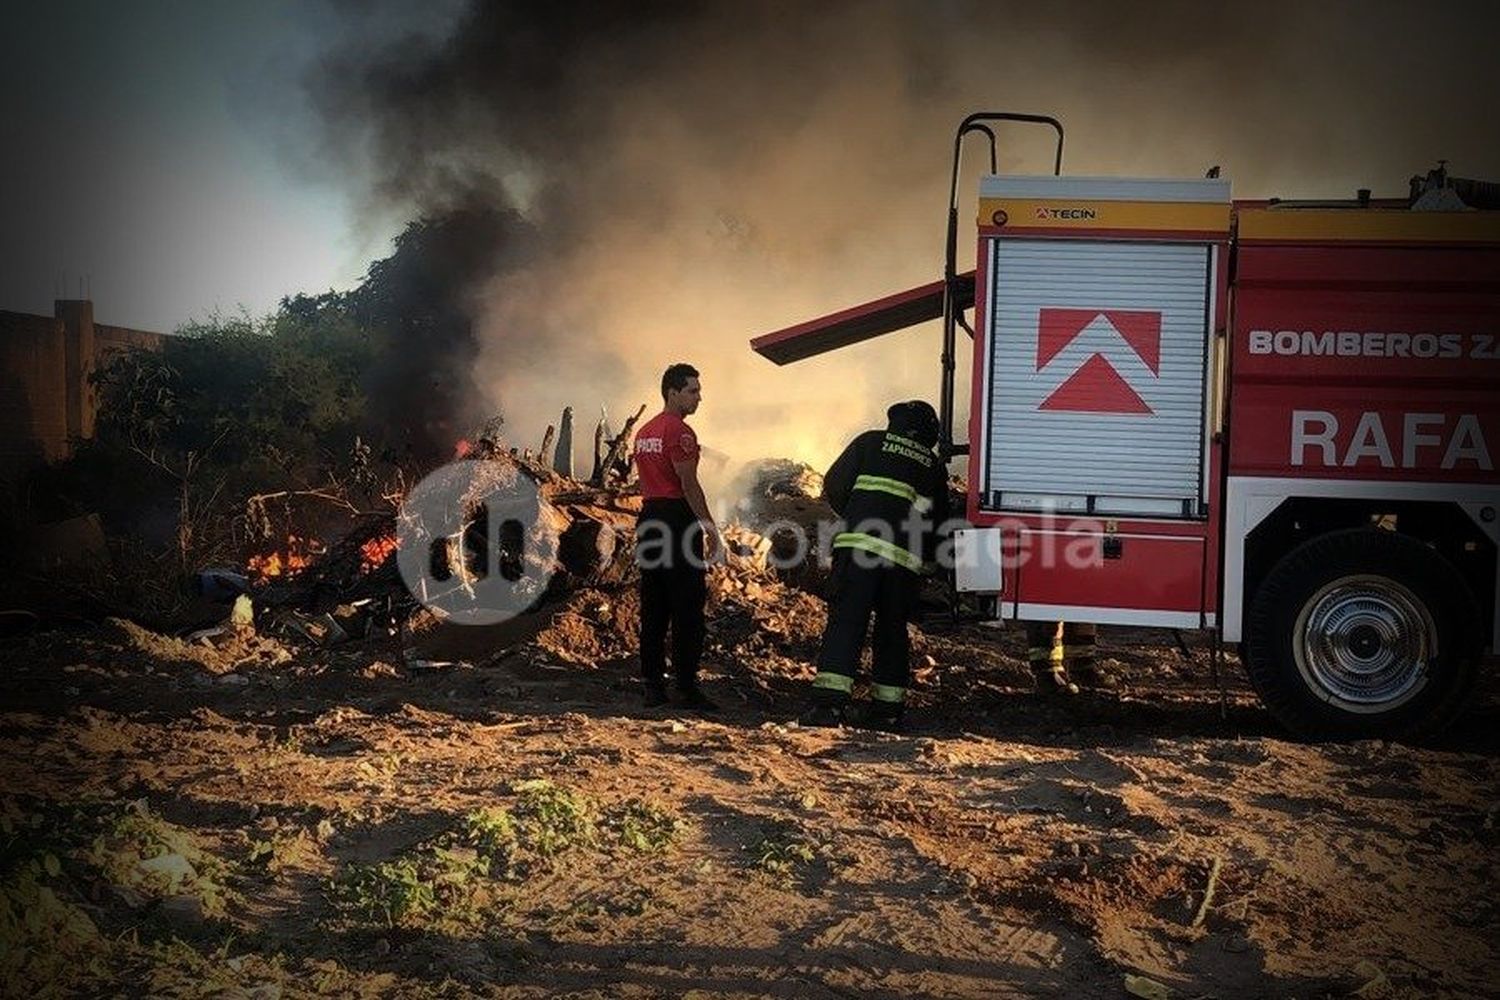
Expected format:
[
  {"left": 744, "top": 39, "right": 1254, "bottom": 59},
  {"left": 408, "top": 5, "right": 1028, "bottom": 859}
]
[{"left": 2, "top": 578, "right": 1498, "bottom": 999}]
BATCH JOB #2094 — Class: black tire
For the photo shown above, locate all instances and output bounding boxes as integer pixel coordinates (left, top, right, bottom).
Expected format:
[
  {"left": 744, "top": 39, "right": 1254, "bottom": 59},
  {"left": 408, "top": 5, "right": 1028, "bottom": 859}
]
[{"left": 1243, "top": 528, "right": 1481, "bottom": 741}]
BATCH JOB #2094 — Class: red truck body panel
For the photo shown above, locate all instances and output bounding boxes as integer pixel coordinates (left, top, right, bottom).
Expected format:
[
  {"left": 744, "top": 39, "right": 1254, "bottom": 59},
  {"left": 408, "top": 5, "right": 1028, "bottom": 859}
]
[{"left": 1228, "top": 241, "right": 1500, "bottom": 484}]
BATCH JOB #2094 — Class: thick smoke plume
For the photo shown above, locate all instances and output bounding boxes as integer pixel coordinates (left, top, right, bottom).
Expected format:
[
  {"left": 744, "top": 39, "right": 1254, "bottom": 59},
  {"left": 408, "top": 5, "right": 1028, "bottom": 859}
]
[
  {"left": 307, "top": 0, "right": 1500, "bottom": 475},
  {"left": 350, "top": 196, "right": 539, "bottom": 458}
]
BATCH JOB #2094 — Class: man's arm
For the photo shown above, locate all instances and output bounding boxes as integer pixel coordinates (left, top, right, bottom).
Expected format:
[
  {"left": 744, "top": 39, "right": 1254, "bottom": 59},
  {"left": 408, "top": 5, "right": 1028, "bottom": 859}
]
[
  {"left": 673, "top": 454, "right": 720, "bottom": 560},
  {"left": 821, "top": 434, "right": 866, "bottom": 517}
]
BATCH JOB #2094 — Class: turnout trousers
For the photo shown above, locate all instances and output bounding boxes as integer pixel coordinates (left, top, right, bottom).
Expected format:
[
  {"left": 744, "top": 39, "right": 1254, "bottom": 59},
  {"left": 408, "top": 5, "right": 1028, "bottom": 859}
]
[
  {"left": 636, "top": 498, "right": 707, "bottom": 688},
  {"left": 812, "top": 548, "right": 920, "bottom": 707},
  {"left": 1025, "top": 620, "right": 1098, "bottom": 679}
]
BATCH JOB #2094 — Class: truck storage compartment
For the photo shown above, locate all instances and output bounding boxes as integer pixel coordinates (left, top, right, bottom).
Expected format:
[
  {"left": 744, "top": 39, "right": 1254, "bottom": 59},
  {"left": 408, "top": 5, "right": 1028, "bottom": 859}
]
[
  {"left": 1011, "top": 526, "right": 1206, "bottom": 624},
  {"left": 983, "top": 240, "right": 1213, "bottom": 516},
  {"left": 974, "top": 175, "right": 1228, "bottom": 520}
]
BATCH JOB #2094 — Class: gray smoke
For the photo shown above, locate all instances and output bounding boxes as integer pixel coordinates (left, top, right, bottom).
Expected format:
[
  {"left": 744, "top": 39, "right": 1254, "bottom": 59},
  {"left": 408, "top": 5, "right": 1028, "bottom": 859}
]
[{"left": 306, "top": 0, "right": 1500, "bottom": 467}]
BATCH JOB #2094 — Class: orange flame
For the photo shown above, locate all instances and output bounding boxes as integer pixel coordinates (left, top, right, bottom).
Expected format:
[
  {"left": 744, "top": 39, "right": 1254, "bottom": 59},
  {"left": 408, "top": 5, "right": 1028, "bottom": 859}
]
[
  {"left": 359, "top": 533, "right": 399, "bottom": 573},
  {"left": 247, "top": 535, "right": 321, "bottom": 580}
]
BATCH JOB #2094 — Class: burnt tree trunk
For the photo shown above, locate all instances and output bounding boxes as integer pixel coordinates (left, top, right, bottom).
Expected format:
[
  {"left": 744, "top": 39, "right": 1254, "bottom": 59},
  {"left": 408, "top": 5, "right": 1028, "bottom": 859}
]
[
  {"left": 592, "top": 403, "right": 647, "bottom": 487},
  {"left": 538, "top": 424, "right": 556, "bottom": 467}
]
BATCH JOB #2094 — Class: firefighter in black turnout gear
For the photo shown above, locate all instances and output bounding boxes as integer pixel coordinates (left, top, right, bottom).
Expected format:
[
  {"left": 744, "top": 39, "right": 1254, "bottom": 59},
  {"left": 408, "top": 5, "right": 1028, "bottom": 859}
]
[{"left": 803, "top": 401, "right": 949, "bottom": 731}]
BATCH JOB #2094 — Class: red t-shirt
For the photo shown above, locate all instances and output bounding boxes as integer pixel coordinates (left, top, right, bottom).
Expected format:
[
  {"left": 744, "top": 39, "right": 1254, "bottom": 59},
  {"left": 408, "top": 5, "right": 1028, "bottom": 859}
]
[{"left": 633, "top": 411, "right": 699, "bottom": 499}]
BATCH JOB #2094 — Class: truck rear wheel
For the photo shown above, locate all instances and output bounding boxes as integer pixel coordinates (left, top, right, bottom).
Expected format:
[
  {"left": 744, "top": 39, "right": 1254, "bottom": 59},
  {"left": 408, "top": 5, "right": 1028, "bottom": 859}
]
[{"left": 1244, "top": 528, "right": 1480, "bottom": 741}]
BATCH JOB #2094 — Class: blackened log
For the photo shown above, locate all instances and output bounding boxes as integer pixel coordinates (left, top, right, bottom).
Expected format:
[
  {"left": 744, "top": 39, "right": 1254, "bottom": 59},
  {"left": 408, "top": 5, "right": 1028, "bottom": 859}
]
[
  {"left": 539, "top": 424, "right": 556, "bottom": 467},
  {"left": 553, "top": 407, "right": 574, "bottom": 477},
  {"left": 593, "top": 404, "right": 647, "bottom": 487}
]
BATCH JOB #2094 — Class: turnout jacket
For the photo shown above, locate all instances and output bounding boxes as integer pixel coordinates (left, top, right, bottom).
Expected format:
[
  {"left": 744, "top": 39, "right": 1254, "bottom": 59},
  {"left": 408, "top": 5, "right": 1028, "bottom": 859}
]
[{"left": 823, "top": 429, "right": 950, "bottom": 573}]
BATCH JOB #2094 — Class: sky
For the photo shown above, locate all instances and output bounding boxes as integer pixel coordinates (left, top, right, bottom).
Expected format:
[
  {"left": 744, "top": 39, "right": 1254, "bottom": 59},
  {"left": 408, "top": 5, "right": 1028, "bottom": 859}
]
[
  {"left": 3, "top": 1, "right": 1498, "bottom": 470},
  {"left": 0, "top": 0, "right": 464, "bottom": 332}
]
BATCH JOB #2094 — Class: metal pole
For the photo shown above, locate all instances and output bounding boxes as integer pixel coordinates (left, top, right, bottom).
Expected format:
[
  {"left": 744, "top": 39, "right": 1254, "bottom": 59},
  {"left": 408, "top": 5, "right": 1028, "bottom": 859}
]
[{"left": 938, "top": 113, "right": 1064, "bottom": 459}]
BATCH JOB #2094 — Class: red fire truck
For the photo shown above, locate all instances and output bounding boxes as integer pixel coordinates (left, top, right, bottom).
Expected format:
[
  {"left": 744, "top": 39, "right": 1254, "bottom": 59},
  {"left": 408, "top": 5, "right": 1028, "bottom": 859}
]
[{"left": 751, "top": 113, "right": 1499, "bottom": 739}]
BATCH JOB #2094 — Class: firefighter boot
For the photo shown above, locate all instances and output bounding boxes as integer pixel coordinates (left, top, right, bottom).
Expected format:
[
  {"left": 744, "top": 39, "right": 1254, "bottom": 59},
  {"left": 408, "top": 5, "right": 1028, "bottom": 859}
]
[
  {"left": 799, "top": 687, "right": 853, "bottom": 728},
  {"left": 1026, "top": 621, "right": 1078, "bottom": 696},
  {"left": 1068, "top": 660, "right": 1117, "bottom": 691},
  {"left": 643, "top": 679, "right": 670, "bottom": 708},
  {"left": 1061, "top": 623, "right": 1114, "bottom": 691},
  {"left": 855, "top": 699, "right": 906, "bottom": 734},
  {"left": 804, "top": 663, "right": 859, "bottom": 727},
  {"left": 1034, "top": 667, "right": 1079, "bottom": 696},
  {"left": 678, "top": 682, "right": 720, "bottom": 713}
]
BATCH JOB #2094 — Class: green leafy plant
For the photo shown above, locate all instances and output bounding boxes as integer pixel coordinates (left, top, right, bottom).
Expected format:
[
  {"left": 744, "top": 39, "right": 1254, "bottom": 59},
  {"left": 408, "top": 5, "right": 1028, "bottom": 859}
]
[
  {"left": 329, "top": 785, "right": 609, "bottom": 930},
  {"left": 246, "top": 839, "right": 275, "bottom": 868},
  {"left": 748, "top": 821, "right": 817, "bottom": 884},
  {"left": 328, "top": 802, "right": 530, "bottom": 930},
  {"left": 0, "top": 803, "right": 108, "bottom": 996},
  {"left": 604, "top": 800, "right": 684, "bottom": 854},
  {"left": 330, "top": 846, "right": 490, "bottom": 930},
  {"left": 81, "top": 801, "right": 230, "bottom": 914},
  {"left": 507, "top": 781, "right": 596, "bottom": 860},
  {"left": 332, "top": 857, "right": 438, "bottom": 928},
  {"left": 244, "top": 830, "right": 319, "bottom": 875},
  {"left": 460, "top": 806, "right": 516, "bottom": 861},
  {"left": 0, "top": 854, "right": 105, "bottom": 995}
]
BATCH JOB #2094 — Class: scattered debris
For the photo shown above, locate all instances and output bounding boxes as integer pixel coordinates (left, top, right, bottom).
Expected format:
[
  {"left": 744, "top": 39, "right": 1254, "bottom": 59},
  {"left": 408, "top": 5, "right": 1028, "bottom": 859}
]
[
  {"left": 195, "top": 569, "right": 251, "bottom": 602},
  {"left": 1351, "top": 960, "right": 1388, "bottom": 996},
  {"left": 591, "top": 402, "right": 646, "bottom": 487},
  {"left": 1190, "top": 855, "right": 1223, "bottom": 928},
  {"left": 1124, "top": 973, "right": 1173, "bottom": 1000},
  {"left": 554, "top": 406, "right": 575, "bottom": 477}
]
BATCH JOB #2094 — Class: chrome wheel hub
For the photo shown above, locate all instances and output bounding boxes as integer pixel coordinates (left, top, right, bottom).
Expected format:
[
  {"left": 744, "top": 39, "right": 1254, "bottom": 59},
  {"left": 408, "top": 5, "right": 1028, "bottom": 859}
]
[{"left": 1293, "top": 574, "right": 1435, "bottom": 713}]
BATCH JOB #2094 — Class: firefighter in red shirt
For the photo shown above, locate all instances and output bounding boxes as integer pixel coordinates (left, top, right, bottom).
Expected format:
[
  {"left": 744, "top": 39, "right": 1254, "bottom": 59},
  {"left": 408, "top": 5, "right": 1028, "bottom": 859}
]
[{"left": 632, "top": 363, "right": 721, "bottom": 711}]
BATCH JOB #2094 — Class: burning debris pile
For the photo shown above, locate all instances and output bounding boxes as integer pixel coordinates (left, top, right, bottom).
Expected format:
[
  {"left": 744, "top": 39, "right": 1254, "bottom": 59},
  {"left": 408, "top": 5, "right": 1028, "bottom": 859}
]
[
  {"left": 195, "top": 444, "right": 837, "bottom": 686},
  {"left": 726, "top": 458, "right": 834, "bottom": 593},
  {"left": 245, "top": 535, "right": 322, "bottom": 581},
  {"left": 521, "top": 518, "right": 828, "bottom": 696},
  {"left": 729, "top": 458, "right": 828, "bottom": 534}
]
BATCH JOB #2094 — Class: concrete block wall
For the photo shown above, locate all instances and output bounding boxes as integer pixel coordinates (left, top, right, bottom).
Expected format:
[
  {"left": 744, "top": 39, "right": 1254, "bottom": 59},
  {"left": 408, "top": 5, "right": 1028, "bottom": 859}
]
[
  {"left": 0, "top": 310, "right": 70, "bottom": 470},
  {"left": 0, "top": 300, "right": 164, "bottom": 480}
]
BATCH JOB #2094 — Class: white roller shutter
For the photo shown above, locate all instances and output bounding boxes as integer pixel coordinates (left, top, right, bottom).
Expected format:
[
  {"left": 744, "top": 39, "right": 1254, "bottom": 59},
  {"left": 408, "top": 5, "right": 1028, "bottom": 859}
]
[{"left": 983, "top": 239, "right": 1212, "bottom": 517}]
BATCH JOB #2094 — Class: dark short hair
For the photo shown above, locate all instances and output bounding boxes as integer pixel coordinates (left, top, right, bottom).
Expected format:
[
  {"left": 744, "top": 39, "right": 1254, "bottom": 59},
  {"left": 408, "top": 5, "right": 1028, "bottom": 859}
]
[{"left": 661, "top": 363, "right": 700, "bottom": 400}]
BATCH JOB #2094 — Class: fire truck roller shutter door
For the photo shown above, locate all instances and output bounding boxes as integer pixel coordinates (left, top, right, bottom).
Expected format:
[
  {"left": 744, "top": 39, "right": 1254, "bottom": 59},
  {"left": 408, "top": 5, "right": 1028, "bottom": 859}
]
[{"left": 984, "top": 240, "right": 1212, "bottom": 515}]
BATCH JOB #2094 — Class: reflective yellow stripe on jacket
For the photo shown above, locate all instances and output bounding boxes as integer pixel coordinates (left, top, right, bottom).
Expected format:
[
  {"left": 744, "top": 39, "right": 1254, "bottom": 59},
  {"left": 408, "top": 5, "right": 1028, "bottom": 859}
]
[
  {"left": 832, "top": 531, "right": 925, "bottom": 573},
  {"left": 852, "top": 474, "right": 933, "bottom": 513},
  {"left": 852, "top": 474, "right": 916, "bottom": 502}
]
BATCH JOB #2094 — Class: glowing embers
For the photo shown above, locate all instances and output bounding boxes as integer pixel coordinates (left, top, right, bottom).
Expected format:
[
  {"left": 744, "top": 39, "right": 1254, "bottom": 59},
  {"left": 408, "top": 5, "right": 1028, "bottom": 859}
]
[
  {"left": 246, "top": 535, "right": 323, "bottom": 580},
  {"left": 359, "top": 533, "right": 400, "bottom": 574}
]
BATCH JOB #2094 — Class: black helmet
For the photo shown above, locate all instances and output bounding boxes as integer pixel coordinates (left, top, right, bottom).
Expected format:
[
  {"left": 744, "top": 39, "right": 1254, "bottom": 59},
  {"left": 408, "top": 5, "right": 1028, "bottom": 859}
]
[{"left": 886, "top": 400, "right": 940, "bottom": 447}]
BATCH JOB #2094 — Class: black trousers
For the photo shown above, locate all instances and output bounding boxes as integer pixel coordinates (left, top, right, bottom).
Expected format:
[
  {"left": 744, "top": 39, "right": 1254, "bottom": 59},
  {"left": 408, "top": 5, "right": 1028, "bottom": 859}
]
[
  {"left": 636, "top": 498, "right": 707, "bottom": 687},
  {"left": 815, "top": 548, "right": 920, "bottom": 698}
]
